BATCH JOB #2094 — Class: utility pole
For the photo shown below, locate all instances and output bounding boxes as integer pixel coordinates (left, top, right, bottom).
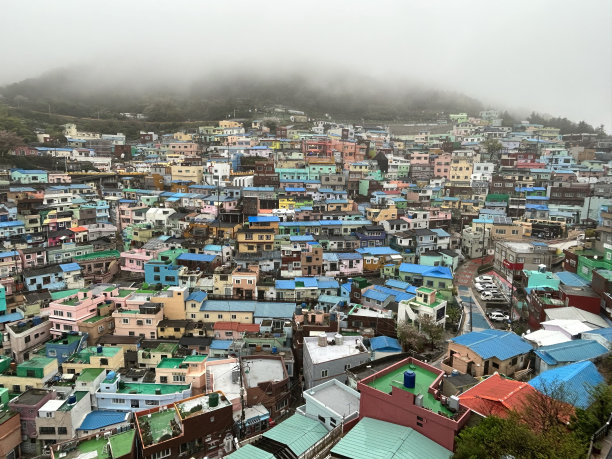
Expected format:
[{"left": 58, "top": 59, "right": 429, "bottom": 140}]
[{"left": 480, "top": 222, "right": 487, "bottom": 266}]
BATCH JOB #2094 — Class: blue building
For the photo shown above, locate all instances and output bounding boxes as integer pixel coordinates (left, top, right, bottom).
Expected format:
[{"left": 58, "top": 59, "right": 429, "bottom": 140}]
[
  {"left": 534, "top": 339, "right": 609, "bottom": 373},
  {"left": 144, "top": 260, "right": 182, "bottom": 286},
  {"left": 23, "top": 265, "right": 66, "bottom": 292},
  {"left": 46, "top": 333, "right": 89, "bottom": 364}
]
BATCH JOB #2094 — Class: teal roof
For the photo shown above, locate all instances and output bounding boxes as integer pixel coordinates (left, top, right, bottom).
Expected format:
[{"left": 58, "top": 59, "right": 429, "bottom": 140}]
[
  {"left": 331, "top": 417, "right": 452, "bottom": 459},
  {"left": 263, "top": 414, "right": 328, "bottom": 456},
  {"left": 227, "top": 444, "right": 275, "bottom": 459}
]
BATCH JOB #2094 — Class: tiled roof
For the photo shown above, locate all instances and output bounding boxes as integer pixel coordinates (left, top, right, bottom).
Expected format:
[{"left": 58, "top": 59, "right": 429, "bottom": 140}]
[{"left": 459, "top": 373, "right": 536, "bottom": 417}]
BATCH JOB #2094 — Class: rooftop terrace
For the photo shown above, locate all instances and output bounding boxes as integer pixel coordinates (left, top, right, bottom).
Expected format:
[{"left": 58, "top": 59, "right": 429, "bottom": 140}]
[
  {"left": 53, "top": 429, "right": 135, "bottom": 459},
  {"left": 117, "top": 382, "right": 191, "bottom": 395},
  {"left": 367, "top": 363, "right": 452, "bottom": 417}
]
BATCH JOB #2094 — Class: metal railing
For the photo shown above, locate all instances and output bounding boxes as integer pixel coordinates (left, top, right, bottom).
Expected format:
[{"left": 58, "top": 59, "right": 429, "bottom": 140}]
[{"left": 587, "top": 411, "right": 612, "bottom": 458}]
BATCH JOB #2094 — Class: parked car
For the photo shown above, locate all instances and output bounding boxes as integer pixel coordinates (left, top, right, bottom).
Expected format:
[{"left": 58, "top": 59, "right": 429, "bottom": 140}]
[
  {"left": 474, "top": 283, "right": 487, "bottom": 292},
  {"left": 475, "top": 275, "right": 493, "bottom": 284},
  {"left": 488, "top": 311, "right": 510, "bottom": 322}
]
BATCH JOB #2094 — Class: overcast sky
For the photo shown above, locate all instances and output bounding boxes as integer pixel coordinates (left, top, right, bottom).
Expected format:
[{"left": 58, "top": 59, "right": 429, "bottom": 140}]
[{"left": 1, "top": 0, "right": 611, "bottom": 128}]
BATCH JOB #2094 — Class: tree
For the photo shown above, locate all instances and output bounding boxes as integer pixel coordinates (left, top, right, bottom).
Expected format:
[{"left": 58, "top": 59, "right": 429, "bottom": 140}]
[
  {"left": 482, "top": 138, "right": 502, "bottom": 162},
  {"left": 418, "top": 315, "right": 444, "bottom": 350},
  {"left": 520, "top": 381, "right": 576, "bottom": 433},
  {"left": 396, "top": 321, "right": 426, "bottom": 353},
  {"left": 571, "top": 383, "right": 612, "bottom": 442},
  {"left": 455, "top": 413, "right": 586, "bottom": 459},
  {"left": 0, "top": 130, "right": 24, "bottom": 155}
]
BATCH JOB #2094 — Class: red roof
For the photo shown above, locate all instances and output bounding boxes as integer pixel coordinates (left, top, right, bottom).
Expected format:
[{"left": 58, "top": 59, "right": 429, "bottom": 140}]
[
  {"left": 459, "top": 373, "right": 536, "bottom": 418},
  {"left": 69, "top": 226, "right": 88, "bottom": 232},
  {"left": 213, "top": 322, "right": 260, "bottom": 333}
]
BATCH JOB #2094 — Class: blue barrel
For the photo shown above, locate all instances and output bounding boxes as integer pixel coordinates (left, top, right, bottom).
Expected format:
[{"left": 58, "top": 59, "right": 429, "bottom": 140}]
[
  {"left": 403, "top": 370, "right": 416, "bottom": 389},
  {"left": 271, "top": 347, "right": 278, "bottom": 354}
]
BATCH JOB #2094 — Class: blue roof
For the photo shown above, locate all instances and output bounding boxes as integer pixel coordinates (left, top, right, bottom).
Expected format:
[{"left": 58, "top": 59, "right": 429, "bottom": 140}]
[
  {"left": 0, "top": 250, "right": 20, "bottom": 258},
  {"left": 363, "top": 289, "right": 391, "bottom": 302},
  {"left": 0, "top": 221, "right": 24, "bottom": 228},
  {"left": 0, "top": 312, "right": 24, "bottom": 324},
  {"left": 78, "top": 411, "right": 128, "bottom": 430},
  {"left": 355, "top": 247, "right": 399, "bottom": 256},
  {"left": 290, "top": 235, "right": 315, "bottom": 242},
  {"left": 248, "top": 216, "right": 280, "bottom": 223},
  {"left": 385, "top": 279, "right": 414, "bottom": 291},
  {"left": 254, "top": 302, "right": 296, "bottom": 319},
  {"left": 555, "top": 271, "right": 590, "bottom": 287},
  {"left": 176, "top": 253, "right": 217, "bottom": 262},
  {"left": 534, "top": 340, "right": 608, "bottom": 366},
  {"left": 200, "top": 300, "right": 257, "bottom": 312},
  {"left": 529, "top": 361, "right": 604, "bottom": 409},
  {"left": 210, "top": 340, "right": 233, "bottom": 350},
  {"left": 370, "top": 336, "right": 402, "bottom": 352},
  {"left": 398, "top": 263, "right": 453, "bottom": 280},
  {"left": 318, "top": 295, "right": 345, "bottom": 305},
  {"left": 430, "top": 228, "right": 450, "bottom": 237},
  {"left": 451, "top": 330, "right": 532, "bottom": 360},
  {"left": 186, "top": 291, "right": 208, "bottom": 302},
  {"left": 60, "top": 263, "right": 81, "bottom": 272},
  {"left": 583, "top": 328, "right": 612, "bottom": 342}
]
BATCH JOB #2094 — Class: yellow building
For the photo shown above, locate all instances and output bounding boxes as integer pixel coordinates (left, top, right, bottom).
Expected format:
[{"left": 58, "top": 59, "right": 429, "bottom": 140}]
[
  {"left": 450, "top": 158, "right": 473, "bottom": 185},
  {"left": 279, "top": 197, "right": 296, "bottom": 210},
  {"left": 170, "top": 165, "right": 203, "bottom": 184},
  {"left": 63, "top": 346, "right": 125, "bottom": 376},
  {"left": 173, "top": 131, "right": 193, "bottom": 141},
  {"left": 0, "top": 357, "right": 58, "bottom": 392},
  {"left": 219, "top": 120, "right": 242, "bottom": 128},
  {"left": 151, "top": 286, "right": 187, "bottom": 321},
  {"left": 366, "top": 207, "right": 398, "bottom": 223}
]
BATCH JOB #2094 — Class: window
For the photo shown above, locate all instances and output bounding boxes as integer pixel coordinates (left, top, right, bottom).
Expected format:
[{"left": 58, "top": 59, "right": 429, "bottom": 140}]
[
  {"left": 492, "top": 362, "right": 499, "bottom": 369},
  {"left": 122, "top": 318, "right": 129, "bottom": 325},
  {"left": 321, "top": 369, "right": 328, "bottom": 378},
  {"left": 145, "top": 400, "right": 159, "bottom": 406},
  {"left": 231, "top": 314, "right": 237, "bottom": 319},
  {"left": 145, "top": 319, "right": 153, "bottom": 325},
  {"left": 39, "top": 427, "right": 55, "bottom": 435},
  {"left": 204, "top": 314, "right": 210, "bottom": 319},
  {"left": 48, "top": 349, "right": 57, "bottom": 357},
  {"left": 58, "top": 427, "right": 68, "bottom": 435},
  {"left": 344, "top": 364, "right": 351, "bottom": 370},
  {"left": 151, "top": 448, "right": 172, "bottom": 459},
  {"left": 511, "top": 357, "right": 518, "bottom": 366},
  {"left": 218, "top": 314, "right": 223, "bottom": 319}
]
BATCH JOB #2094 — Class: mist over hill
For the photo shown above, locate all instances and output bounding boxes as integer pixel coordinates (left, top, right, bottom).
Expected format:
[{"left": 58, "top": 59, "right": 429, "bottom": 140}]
[{"left": 0, "top": 67, "right": 485, "bottom": 123}]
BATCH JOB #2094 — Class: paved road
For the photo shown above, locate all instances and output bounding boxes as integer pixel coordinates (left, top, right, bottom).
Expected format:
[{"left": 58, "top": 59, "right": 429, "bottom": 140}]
[{"left": 455, "top": 257, "right": 494, "bottom": 333}]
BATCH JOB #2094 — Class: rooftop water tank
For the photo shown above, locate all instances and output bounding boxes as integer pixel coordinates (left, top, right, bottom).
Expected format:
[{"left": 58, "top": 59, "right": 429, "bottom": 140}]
[
  {"left": 318, "top": 332, "right": 327, "bottom": 347},
  {"left": 97, "top": 345, "right": 103, "bottom": 354},
  {"left": 403, "top": 370, "right": 416, "bottom": 389},
  {"left": 209, "top": 392, "right": 219, "bottom": 407},
  {"left": 271, "top": 347, "right": 278, "bottom": 354},
  {"left": 67, "top": 394, "right": 77, "bottom": 405},
  {"left": 334, "top": 334, "right": 343, "bottom": 346},
  {"left": 106, "top": 371, "right": 116, "bottom": 380}
]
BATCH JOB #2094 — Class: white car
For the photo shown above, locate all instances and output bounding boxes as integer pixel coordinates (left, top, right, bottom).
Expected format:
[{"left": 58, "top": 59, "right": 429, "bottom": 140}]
[
  {"left": 474, "top": 283, "right": 487, "bottom": 292},
  {"left": 475, "top": 276, "right": 493, "bottom": 284},
  {"left": 488, "top": 311, "right": 510, "bottom": 322}
]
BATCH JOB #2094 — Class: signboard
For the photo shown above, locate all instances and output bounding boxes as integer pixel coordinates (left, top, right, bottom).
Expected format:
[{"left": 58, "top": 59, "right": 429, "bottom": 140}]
[{"left": 503, "top": 260, "right": 524, "bottom": 271}]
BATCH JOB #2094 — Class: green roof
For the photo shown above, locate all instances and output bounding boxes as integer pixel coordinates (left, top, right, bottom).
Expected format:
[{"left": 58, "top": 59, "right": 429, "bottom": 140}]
[
  {"left": 118, "top": 289, "right": 133, "bottom": 297},
  {"left": 157, "top": 358, "right": 184, "bottom": 369},
  {"left": 183, "top": 355, "right": 207, "bottom": 363},
  {"left": 227, "top": 444, "right": 275, "bottom": 459},
  {"left": 59, "top": 391, "right": 88, "bottom": 411},
  {"left": 117, "top": 382, "right": 190, "bottom": 395},
  {"left": 139, "top": 409, "right": 177, "bottom": 445},
  {"left": 73, "top": 250, "right": 120, "bottom": 261},
  {"left": 83, "top": 315, "right": 106, "bottom": 323},
  {"left": 417, "top": 287, "right": 434, "bottom": 294},
  {"left": 50, "top": 289, "right": 80, "bottom": 300},
  {"left": 48, "top": 334, "right": 82, "bottom": 344},
  {"left": 151, "top": 343, "right": 178, "bottom": 354},
  {"left": 61, "top": 297, "right": 80, "bottom": 306},
  {"left": 331, "top": 417, "right": 452, "bottom": 459},
  {"left": 367, "top": 364, "right": 453, "bottom": 417},
  {"left": 263, "top": 414, "right": 328, "bottom": 456},
  {"left": 18, "top": 357, "right": 55, "bottom": 369},
  {"left": 77, "top": 368, "right": 104, "bottom": 382},
  {"left": 109, "top": 430, "right": 135, "bottom": 457}
]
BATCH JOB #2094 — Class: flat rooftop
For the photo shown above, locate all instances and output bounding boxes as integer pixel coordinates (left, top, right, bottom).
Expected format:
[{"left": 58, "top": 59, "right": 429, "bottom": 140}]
[
  {"left": 117, "top": 382, "right": 190, "bottom": 395},
  {"left": 305, "top": 380, "right": 360, "bottom": 418},
  {"left": 206, "top": 361, "right": 240, "bottom": 401},
  {"left": 176, "top": 392, "right": 232, "bottom": 419},
  {"left": 367, "top": 363, "right": 453, "bottom": 417},
  {"left": 304, "top": 335, "right": 368, "bottom": 365},
  {"left": 244, "top": 358, "right": 285, "bottom": 388},
  {"left": 138, "top": 409, "right": 178, "bottom": 446},
  {"left": 53, "top": 430, "right": 135, "bottom": 459}
]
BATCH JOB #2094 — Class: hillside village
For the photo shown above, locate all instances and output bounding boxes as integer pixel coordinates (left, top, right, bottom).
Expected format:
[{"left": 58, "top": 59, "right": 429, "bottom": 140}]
[{"left": 0, "top": 110, "right": 610, "bottom": 458}]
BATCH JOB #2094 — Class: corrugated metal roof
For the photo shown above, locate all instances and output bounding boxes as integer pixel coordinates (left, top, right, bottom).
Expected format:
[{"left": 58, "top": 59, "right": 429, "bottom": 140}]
[
  {"left": 78, "top": 410, "right": 127, "bottom": 430},
  {"left": 370, "top": 336, "right": 402, "bottom": 352},
  {"left": 263, "top": 414, "right": 328, "bottom": 456},
  {"left": 529, "top": 361, "right": 604, "bottom": 409},
  {"left": 227, "top": 444, "right": 275, "bottom": 459},
  {"left": 451, "top": 330, "right": 532, "bottom": 360},
  {"left": 534, "top": 339, "right": 608, "bottom": 366},
  {"left": 330, "top": 417, "right": 452, "bottom": 459}
]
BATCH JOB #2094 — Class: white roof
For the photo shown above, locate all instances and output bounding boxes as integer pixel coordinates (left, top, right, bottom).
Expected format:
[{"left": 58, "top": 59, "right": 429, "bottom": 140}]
[
  {"left": 523, "top": 329, "right": 570, "bottom": 347},
  {"left": 545, "top": 307, "right": 609, "bottom": 329},
  {"left": 39, "top": 399, "right": 64, "bottom": 413},
  {"left": 244, "top": 358, "right": 285, "bottom": 388},
  {"left": 304, "top": 334, "right": 368, "bottom": 364},
  {"left": 541, "top": 319, "right": 593, "bottom": 336}
]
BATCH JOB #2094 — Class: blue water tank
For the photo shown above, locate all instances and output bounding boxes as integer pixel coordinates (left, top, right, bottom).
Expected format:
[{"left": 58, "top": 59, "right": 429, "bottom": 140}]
[
  {"left": 403, "top": 370, "right": 416, "bottom": 389},
  {"left": 32, "top": 317, "right": 41, "bottom": 326},
  {"left": 106, "top": 371, "right": 116, "bottom": 380},
  {"left": 272, "top": 347, "right": 278, "bottom": 354},
  {"left": 330, "top": 313, "right": 337, "bottom": 322},
  {"left": 67, "top": 394, "right": 77, "bottom": 405},
  {"left": 96, "top": 346, "right": 103, "bottom": 354}
]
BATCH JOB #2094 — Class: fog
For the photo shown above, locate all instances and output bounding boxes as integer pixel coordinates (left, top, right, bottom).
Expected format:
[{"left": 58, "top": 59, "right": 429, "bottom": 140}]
[{"left": 1, "top": 0, "right": 611, "bottom": 127}]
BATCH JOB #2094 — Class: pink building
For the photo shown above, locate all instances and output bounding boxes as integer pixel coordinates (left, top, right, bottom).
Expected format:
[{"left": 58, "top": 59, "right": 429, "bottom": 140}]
[
  {"left": 433, "top": 154, "right": 452, "bottom": 179},
  {"left": 120, "top": 248, "right": 161, "bottom": 273},
  {"left": 155, "top": 355, "right": 209, "bottom": 394},
  {"left": 410, "top": 151, "right": 430, "bottom": 165},
  {"left": 45, "top": 285, "right": 120, "bottom": 336},
  {"left": 48, "top": 172, "right": 72, "bottom": 184},
  {"left": 19, "top": 247, "right": 48, "bottom": 269},
  {"left": 213, "top": 322, "right": 260, "bottom": 340},
  {"left": 117, "top": 203, "right": 148, "bottom": 229},
  {"left": 113, "top": 303, "right": 163, "bottom": 340},
  {"left": 232, "top": 265, "right": 259, "bottom": 300},
  {"left": 168, "top": 142, "right": 199, "bottom": 156}
]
